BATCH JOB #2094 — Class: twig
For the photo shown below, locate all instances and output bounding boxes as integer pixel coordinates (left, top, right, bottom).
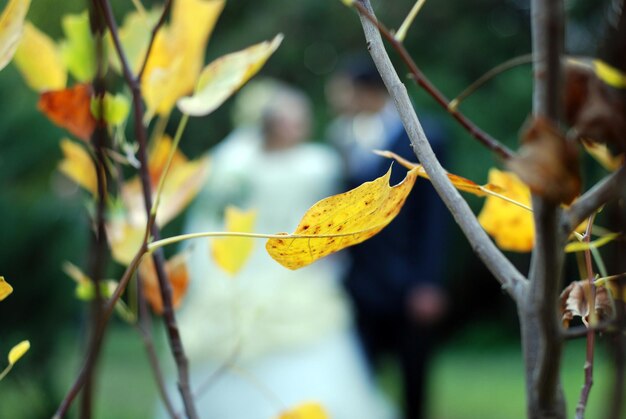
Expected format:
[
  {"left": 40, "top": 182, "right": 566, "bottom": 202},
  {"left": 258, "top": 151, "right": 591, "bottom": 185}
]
[
  {"left": 394, "top": 0, "right": 426, "bottom": 43},
  {"left": 137, "top": 0, "right": 172, "bottom": 82},
  {"left": 353, "top": 0, "right": 527, "bottom": 303},
  {"left": 93, "top": 1, "right": 198, "bottom": 417},
  {"left": 526, "top": 0, "right": 567, "bottom": 417},
  {"left": 351, "top": 1, "right": 514, "bottom": 160},
  {"left": 563, "top": 164, "right": 626, "bottom": 235},
  {"left": 575, "top": 217, "right": 597, "bottom": 419}
]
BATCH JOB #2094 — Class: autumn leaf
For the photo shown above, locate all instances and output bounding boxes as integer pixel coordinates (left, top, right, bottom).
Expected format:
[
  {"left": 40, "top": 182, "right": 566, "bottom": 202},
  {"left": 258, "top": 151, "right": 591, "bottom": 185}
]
[
  {"left": 13, "top": 21, "right": 67, "bottom": 91},
  {"left": 277, "top": 402, "right": 329, "bottom": 419},
  {"left": 596, "top": 273, "right": 626, "bottom": 304},
  {"left": 508, "top": 117, "right": 580, "bottom": 204},
  {"left": 582, "top": 140, "right": 624, "bottom": 171},
  {"left": 177, "top": 33, "right": 283, "bottom": 116},
  {"left": 0, "top": 276, "right": 13, "bottom": 301},
  {"left": 565, "top": 232, "right": 621, "bottom": 253},
  {"left": 140, "top": 252, "right": 190, "bottom": 314},
  {"left": 58, "top": 138, "right": 98, "bottom": 195},
  {"left": 39, "top": 83, "right": 96, "bottom": 141},
  {"left": 142, "top": 0, "right": 225, "bottom": 118},
  {"left": 0, "top": 0, "right": 30, "bottom": 71},
  {"left": 212, "top": 206, "right": 256, "bottom": 276},
  {"left": 90, "top": 92, "right": 130, "bottom": 127},
  {"left": 0, "top": 340, "right": 30, "bottom": 381},
  {"left": 478, "top": 169, "right": 534, "bottom": 252},
  {"left": 560, "top": 280, "right": 614, "bottom": 327},
  {"left": 267, "top": 165, "right": 419, "bottom": 270}
]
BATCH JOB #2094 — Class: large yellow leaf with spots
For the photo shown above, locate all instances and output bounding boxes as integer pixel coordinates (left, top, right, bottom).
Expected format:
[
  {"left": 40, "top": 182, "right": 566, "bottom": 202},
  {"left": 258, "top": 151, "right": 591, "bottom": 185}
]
[
  {"left": 212, "top": 206, "right": 256, "bottom": 276},
  {"left": 277, "top": 402, "right": 329, "bottom": 419},
  {"left": 267, "top": 165, "right": 419, "bottom": 270},
  {"left": 478, "top": 169, "right": 534, "bottom": 252}
]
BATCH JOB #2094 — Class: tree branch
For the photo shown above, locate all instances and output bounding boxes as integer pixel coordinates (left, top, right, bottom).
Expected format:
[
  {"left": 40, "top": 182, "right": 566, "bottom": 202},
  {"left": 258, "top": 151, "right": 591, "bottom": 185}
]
[
  {"left": 354, "top": 0, "right": 527, "bottom": 303},
  {"left": 137, "top": 0, "right": 172, "bottom": 82},
  {"left": 352, "top": 1, "right": 514, "bottom": 160}
]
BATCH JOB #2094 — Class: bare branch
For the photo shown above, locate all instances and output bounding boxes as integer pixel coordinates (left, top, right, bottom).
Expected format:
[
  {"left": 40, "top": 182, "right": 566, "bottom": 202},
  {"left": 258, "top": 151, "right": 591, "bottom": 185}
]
[{"left": 354, "top": 0, "right": 527, "bottom": 302}]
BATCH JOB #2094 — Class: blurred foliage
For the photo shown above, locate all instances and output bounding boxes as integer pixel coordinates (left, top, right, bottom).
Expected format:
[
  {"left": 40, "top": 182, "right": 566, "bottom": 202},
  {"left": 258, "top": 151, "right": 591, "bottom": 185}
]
[{"left": 0, "top": 0, "right": 619, "bottom": 414}]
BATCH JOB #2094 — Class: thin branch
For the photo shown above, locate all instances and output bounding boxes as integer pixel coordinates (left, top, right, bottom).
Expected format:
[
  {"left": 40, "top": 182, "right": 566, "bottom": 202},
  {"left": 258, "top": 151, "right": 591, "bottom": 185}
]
[
  {"left": 563, "top": 164, "right": 626, "bottom": 235},
  {"left": 575, "top": 217, "right": 597, "bottom": 419},
  {"left": 137, "top": 0, "right": 172, "bottom": 82},
  {"left": 526, "top": 0, "right": 567, "bottom": 417},
  {"left": 352, "top": 1, "right": 514, "bottom": 160},
  {"left": 94, "top": 1, "right": 198, "bottom": 417},
  {"left": 394, "top": 0, "right": 426, "bottom": 43},
  {"left": 354, "top": 0, "right": 527, "bottom": 303}
]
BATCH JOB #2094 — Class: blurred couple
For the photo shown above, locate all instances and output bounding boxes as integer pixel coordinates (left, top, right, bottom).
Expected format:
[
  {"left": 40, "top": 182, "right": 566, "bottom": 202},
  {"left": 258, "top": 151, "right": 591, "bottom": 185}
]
[{"left": 170, "top": 60, "right": 448, "bottom": 419}]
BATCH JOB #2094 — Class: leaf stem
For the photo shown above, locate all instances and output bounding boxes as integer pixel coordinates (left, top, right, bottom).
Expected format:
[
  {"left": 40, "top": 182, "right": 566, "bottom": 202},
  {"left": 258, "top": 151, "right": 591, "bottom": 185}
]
[{"left": 394, "top": 0, "right": 426, "bottom": 43}]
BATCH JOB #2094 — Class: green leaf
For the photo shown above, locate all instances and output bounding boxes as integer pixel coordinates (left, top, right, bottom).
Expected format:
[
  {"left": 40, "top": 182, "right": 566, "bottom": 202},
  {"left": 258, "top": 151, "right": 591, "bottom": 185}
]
[
  {"left": 565, "top": 232, "right": 621, "bottom": 253},
  {"left": 90, "top": 92, "right": 130, "bottom": 126},
  {"left": 60, "top": 12, "right": 96, "bottom": 82}
]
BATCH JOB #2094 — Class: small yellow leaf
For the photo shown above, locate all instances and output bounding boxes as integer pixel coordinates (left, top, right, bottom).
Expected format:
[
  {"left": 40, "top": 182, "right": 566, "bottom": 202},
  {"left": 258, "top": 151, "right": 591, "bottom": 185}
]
[
  {"left": 592, "top": 59, "right": 626, "bottom": 89},
  {"left": 0, "top": 0, "right": 31, "bottom": 71},
  {"left": 278, "top": 402, "right": 329, "bottom": 419},
  {"left": 267, "top": 165, "right": 419, "bottom": 270},
  {"left": 478, "top": 169, "right": 534, "bottom": 252},
  {"left": 212, "top": 206, "right": 256, "bottom": 276},
  {"left": 8, "top": 340, "right": 29, "bottom": 365},
  {"left": 58, "top": 138, "right": 97, "bottom": 195},
  {"left": 565, "top": 232, "right": 621, "bottom": 253},
  {"left": 106, "top": 217, "right": 145, "bottom": 266},
  {"left": 582, "top": 140, "right": 624, "bottom": 171},
  {"left": 0, "top": 276, "right": 13, "bottom": 301},
  {"left": 177, "top": 34, "right": 283, "bottom": 116},
  {"left": 13, "top": 21, "right": 66, "bottom": 91}
]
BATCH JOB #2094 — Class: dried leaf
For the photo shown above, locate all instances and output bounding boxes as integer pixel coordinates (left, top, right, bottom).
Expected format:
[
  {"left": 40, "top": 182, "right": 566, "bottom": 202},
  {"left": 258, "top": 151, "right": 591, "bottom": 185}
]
[
  {"left": 565, "top": 232, "right": 621, "bottom": 253},
  {"left": 560, "top": 280, "right": 614, "bottom": 327},
  {"left": 478, "top": 169, "right": 534, "bottom": 252},
  {"left": 177, "top": 34, "right": 283, "bottom": 116},
  {"left": 582, "top": 140, "right": 624, "bottom": 171},
  {"left": 267, "top": 165, "right": 419, "bottom": 270},
  {"left": 142, "top": 0, "right": 225, "bottom": 117},
  {"left": 277, "top": 402, "right": 329, "bottom": 419},
  {"left": 39, "top": 83, "right": 96, "bottom": 141},
  {"left": 0, "top": 0, "right": 30, "bottom": 71},
  {"left": 0, "top": 276, "right": 13, "bottom": 301},
  {"left": 374, "top": 149, "right": 506, "bottom": 197},
  {"left": 508, "top": 117, "right": 580, "bottom": 204},
  {"left": 59, "top": 12, "right": 95, "bottom": 82},
  {"left": 8, "top": 340, "right": 29, "bottom": 365},
  {"left": 58, "top": 138, "right": 97, "bottom": 195},
  {"left": 13, "top": 21, "right": 66, "bottom": 91},
  {"left": 140, "top": 252, "right": 189, "bottom": 314},
  {"left": 212, "top": 206, "right": 256, "bottom": 276}
]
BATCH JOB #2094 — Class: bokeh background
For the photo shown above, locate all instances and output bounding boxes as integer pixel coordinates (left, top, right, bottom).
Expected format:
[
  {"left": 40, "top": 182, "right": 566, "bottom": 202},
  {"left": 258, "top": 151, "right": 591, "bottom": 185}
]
[{"left": 0, "top": 0, "right": 622, "bottom": 417}]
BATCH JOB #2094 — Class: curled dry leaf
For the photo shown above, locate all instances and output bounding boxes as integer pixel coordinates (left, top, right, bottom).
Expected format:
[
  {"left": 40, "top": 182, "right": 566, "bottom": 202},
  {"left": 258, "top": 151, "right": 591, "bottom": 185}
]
[
  {"left": 277, "top": 402, "right": 329, "bottom": 419},
  {"left": 478, "top": 169, "right": 534, "bottom": 252},
  {"left": 565, "top": 58, "right": 626, "bottom": 155},
  {"left": 507, "top": 117, "right": 580, "bottom": 204},
  {"left": 267, "top": 165, "right": 419, "bottom": 270},
  {"left": 0, "top": 0, "right": 31, "bottom": 71},
  {"left": 560, "top": 280, "right": 614, "bottom": 328},
  {"left": 39, "top": 83, "right": 96, "bottom": 141},
  {"left": 0, "top": 276, "right": 13, "bottom": 301},
  {"left": 140, "top": 252, "right": 190, "bottom": 314},
  {"left": 212, "top": 206, "right": 256, "bottom": 276}
]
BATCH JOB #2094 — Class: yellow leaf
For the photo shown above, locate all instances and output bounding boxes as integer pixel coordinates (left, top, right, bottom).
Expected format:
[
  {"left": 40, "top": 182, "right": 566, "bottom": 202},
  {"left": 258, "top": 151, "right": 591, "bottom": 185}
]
[
  {"left": 582, "top": 141, "right": 624, "bottom": 171},
  {"left": 106, "top": 216, "right": 145, "bottom": 266},
  {"left": 177, "top": 34, "right": 283, "bottom": 116},
  {"left": 8, "top": 340, "right": 29, "bottom": 365},
  {"left": 142, "top": 0, "right": 224, "bottom": 118},
  {"left": 13, "top": 21, "right": 66, "bottom": 91},
  {"left": 478, "top": 169, "right": 534, "bottom": 252},
  {"left": 278, "top": 402, "right": 330, "bottom": 419},
  {"left": 565, "top": 232, "right": 621, "bottom": 253},
  {"left": 374, "top": 149, "right": 507, "bottom": 197},
  {"left": 58, "top": 138, "right": 97, "bottom": 195},
  {"left": 0, "top": 0, "right": 30, "bottom": 71},
  {"left": 0, "top": 276, "right": 13, "bottom": 301},
  {"left": 267, "top": 165, "right": 419, "bottom": 270},
  {"left": 592, "top": 59, "right": 626, "bottom": 89},
  {"left": 212, "top": 206, "right": 256, "bottom": 276}
]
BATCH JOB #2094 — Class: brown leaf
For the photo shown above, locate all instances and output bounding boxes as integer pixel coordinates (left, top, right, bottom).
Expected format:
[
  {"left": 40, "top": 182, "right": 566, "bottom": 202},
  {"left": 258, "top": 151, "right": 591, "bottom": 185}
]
[
  {"left": 564, "top": 59, "right": 626, "bottom": 155},
  {"left": 507, "top": 117, "right": 580, "bottom": 204},
  {"left": 38, "top": 83, "right": 96, "bottom": 141},
  {"left": 560, "top": 280, "right": 614, "bottom": 328}
]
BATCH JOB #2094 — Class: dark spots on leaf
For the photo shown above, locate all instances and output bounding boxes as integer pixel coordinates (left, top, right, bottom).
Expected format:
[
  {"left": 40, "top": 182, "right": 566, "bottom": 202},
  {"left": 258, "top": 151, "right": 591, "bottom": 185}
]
[
  {"left": 302, "top": 225, "right": 310, "bottom": 230},
  {"left": 337, "top": 225, "right": 344, "bottom": 232}
]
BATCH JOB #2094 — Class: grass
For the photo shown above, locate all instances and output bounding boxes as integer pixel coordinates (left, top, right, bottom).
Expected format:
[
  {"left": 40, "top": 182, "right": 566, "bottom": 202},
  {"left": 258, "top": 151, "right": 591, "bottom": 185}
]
[{"left": 0, "top": 323, "right": 622, "bottom": 418}]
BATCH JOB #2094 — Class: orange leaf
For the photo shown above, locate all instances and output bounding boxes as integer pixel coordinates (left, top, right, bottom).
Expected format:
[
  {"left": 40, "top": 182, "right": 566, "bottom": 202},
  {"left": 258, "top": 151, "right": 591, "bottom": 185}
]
[
  {"left": 38, "top": 83, "right": 96, "bottom": 141},
  {"left": 139, "top": 252, "right": 190, "bottom": 314}
]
